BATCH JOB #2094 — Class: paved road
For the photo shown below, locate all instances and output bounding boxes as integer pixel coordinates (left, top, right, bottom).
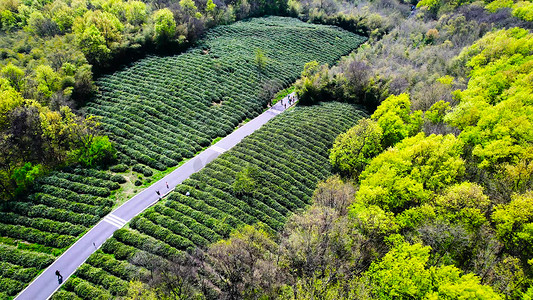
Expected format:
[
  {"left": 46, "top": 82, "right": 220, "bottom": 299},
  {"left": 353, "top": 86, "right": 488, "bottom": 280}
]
[{"left": 15, "top": 95, "right": 295, "bottom": 300}]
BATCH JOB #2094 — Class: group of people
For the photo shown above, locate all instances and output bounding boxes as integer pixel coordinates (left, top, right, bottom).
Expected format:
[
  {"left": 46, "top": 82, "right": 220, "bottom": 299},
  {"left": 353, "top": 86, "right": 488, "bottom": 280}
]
[
  {"left": 288, "top": 94, "right": 296, "bottom": 106},
  {"left": 281, "top": 93, "right": 297, "bottom": 109},
  {"left": 155, "top": 182, "right": 171, "bottom": 198}
]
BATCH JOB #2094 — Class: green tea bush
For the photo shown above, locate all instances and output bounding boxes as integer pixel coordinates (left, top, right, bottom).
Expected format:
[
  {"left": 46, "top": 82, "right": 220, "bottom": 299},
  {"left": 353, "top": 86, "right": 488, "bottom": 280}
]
[
  {"left": 132, "top": 164, "right": 153, "bottom": 177},
  {"left": 109, "top": 164, "right": 128, "bottom": 173},
  {"left": 0, "top": 223, "right": 76, "bottom": 248},
  {"left": 75, "top": 264, "right": 129, "bottom": 296},
  {"left": 0, "top": 262, "right": 39, "bottom": 283},
  {"left": 0, "top": 244, "right": 54, "bottom": 269},
  {"left": 110, "top": 175, "right": 126, "bottom": 184}
]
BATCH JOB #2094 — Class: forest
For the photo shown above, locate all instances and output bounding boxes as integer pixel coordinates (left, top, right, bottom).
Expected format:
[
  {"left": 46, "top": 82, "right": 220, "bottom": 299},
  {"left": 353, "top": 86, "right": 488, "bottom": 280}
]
[{"left": 0, "top": 0, "right": 532, "bottom": 298}]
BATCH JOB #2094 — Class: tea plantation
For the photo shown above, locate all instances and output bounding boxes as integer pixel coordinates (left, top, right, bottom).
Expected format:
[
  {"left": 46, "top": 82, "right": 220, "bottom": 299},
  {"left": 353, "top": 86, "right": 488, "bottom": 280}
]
[
  {"left": 52, "top": 102, "right": 366, "bottom": 299},
  {"left": 89, "top": 16, "right": 365, "bottom": 170},
  {"left": 1, "top": 17, "right": 365, "bottom": 299},
  {"left": 0, "top": 168, "right": 124, "bottom": 299}
]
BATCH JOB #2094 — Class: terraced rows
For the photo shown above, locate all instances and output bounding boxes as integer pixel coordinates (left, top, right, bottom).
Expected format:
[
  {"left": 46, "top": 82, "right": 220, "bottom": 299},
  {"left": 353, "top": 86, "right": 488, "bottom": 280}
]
[
  {"left": 88, "top": 16, "right": 366, "bottom": 171},
  {"left": 0, "top": 168, "right": 125, "bottom": 299},
  {"left": 53, "top": 102, "right": 367, "bottom": 299},
  {"left": 3, "top": 17, "right": 366, "bottom": 299}
]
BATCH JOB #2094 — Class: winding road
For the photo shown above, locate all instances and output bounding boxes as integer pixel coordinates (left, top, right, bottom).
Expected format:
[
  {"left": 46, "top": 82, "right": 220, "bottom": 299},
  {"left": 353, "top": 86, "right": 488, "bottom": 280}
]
[{"left": 15, "top": 96, "right": 295, "bottom": 300}]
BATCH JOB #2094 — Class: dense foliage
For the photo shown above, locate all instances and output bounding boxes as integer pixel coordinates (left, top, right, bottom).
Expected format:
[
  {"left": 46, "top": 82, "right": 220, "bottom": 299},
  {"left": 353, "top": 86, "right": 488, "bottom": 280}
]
[
  {"left": 52, "top": 102, "right": 365, "bottom": 299},
  {"left": 187, "top": 2, "right": 531, "bottom": 298},
  {"left": 419, "top": 0, "right": 533, "bottom": 22},
  {"left": 81, "top": 1, "right": 533, "bottom": 299},
  {"left": 4, "top": 0, "right": 533, "bottom": 297}
]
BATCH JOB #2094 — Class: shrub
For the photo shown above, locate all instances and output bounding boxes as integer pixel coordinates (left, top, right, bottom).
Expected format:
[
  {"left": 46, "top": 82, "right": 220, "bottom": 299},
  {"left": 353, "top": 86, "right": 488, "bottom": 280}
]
[
  {"left": 70, "top": 136, "right": 117, "bottom": 168},
  {"left": 0, "top": 244, "right": 54, "bottom": 269},
  {"left": 132, "top": 164, "right": 153, "bottom": 177},
  {"left": 110, "top": 174, "right": 126, "bottom": 183},
  {"left": 109, "top": 164, "right": 128, "bottom": 172}
]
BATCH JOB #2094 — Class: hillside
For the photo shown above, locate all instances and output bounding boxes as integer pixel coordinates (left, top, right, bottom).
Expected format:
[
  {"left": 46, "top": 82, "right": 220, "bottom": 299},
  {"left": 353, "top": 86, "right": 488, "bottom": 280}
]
[
  {"left": 1, "top": 0, "right": 532, "bottom": 298},
  {"left": 52, "top": 102, "right": 366, "bottom": 299},
  {"left": 0, "top": 17, "right": 365, "bottom": 299},
  {"left": 90, "top": 16, "right": 365, "bottom": 171}
]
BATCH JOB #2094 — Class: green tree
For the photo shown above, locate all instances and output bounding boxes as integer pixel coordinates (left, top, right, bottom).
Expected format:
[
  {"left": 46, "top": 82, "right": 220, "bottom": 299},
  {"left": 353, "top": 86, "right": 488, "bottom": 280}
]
[
  {"left": 10, "top": 162, "right": 45, "bottom": 196},
  {"left": 179, "top": 0, "right": 200, "bottom": 17},
  {"left": 349, "top": 202, "right": 399, "bottom": 237},
  {"left": 492, "top": 192, "right": 533, "bottom": 257},
  {"left": 357, "top": 133, "right": 465, "bottom": 213},
  {"left": 26, "top": 11, "right": 59, "bottom": 36},
  {"left": 0, "top": 87, "right": 24, "bottom": 129},
  {"left": 152, "top": 8, "right": 176, "bottom": 43},
  {"left": 371, "top": 93, "right": 421, "bottom": 148},
  {"left": 76, "top": 24, "right": 111, "bottom": 64},
  {"left": 295, "top": 61, "right": 332, "bottom": 105},
  {"left": 330, "top": 118, "right": 382, "bottom": 177},
  {"left": 366, "top": 241, "right": 503, "bottom": 299},
  {"left": 34, "top": 65, "right": 60, "bottom": 100},
  {"left": 425, "top": 100, "right": 450, "bottom": 124},
  {"left": 435, "top": 182, "right": 490, "bottom": 230},
  {"left": 74, "top": 10, "right": 124, "bottom": 50},
  {"left": 51, "top": 0, "right": 75, "bottom": 32},
  {"left": 69, "top": 135, "right": 116, "bottom": 167},
  {"left": 206, "top": 0, "right": 216, "bottom": 15},
  {"left": 512, "top": 1, "right": 533, "bottom": 22},
  {"left": 124, "top": 0, "right": 147, "bottom": 26},
  {"left": 40, "top": 105, "right": 80, "bottom": 161},
  {"left": 1, "top": 63, "right": 24, "bottom": 92},
  {"left": 445, "top": 28, "right": 533, "bottom": 172},
  {"left": 254, "top": 48, "right": 266, "bottom": 72},
  {"left": 0, "top": 9, "right": 17, "bottom": 31}
]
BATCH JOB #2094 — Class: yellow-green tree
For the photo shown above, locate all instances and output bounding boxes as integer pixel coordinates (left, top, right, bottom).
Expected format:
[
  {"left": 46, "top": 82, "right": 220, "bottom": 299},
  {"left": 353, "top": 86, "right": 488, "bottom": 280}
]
[
  {"left": 1, "top": 63, "right": 24, "bottom": 91},
  {"left": 357, "top": 133, "right": 464, "bottom": 213},
  {"left": 492, "top": 192, "right": 533, "bottom": 256},
  {"left": 434, "top": 182, "right": 490, "bottom": 230},
  {"left": 371, "top": 93, "right": 422, "bottom": 149},
  {"left": 366, "top": 241, "right": 503, "bottom": 299},
  {"left": 446, "top": 28, "right": 533, "bottom": 176},
  {"left": 152, "top": 8, "right": 176, "bottom": 43},
  {"left": 330, "top": 118, "right": 382, "bottom": 177}
]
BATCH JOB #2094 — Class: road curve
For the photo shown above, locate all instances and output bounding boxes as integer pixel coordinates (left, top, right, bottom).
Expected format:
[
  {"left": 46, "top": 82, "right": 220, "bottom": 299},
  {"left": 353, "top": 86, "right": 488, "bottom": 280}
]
[{"left": 15, "top": 97, "right": 294, "bottom": 300}]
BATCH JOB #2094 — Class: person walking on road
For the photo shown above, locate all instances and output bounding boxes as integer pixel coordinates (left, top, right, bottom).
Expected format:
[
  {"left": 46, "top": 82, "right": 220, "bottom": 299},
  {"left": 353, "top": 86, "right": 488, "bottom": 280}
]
[
  {"left": 156, "top": 190, "right": 160, "bottom": 196},
  {"left": 166, "top": 182, "right": 169, "bottom": 189},
  {"left": 55, "top": 270, "right": 63, "bottom": 284}
]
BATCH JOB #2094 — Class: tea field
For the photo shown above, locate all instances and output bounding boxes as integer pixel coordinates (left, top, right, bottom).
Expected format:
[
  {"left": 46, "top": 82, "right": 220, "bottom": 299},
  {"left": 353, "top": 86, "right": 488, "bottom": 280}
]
[
  {"left": 52, "top": 102, "right": 366, "bottom": 299},
  {"left": 0, "top": 168, "right": 125, "bottom": 299},
  {"left": 89, "top": 16, "right": 365, "bottom": 170},
  {"left": 1, "top": 17, "right": 365, "bottom": 299}
]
